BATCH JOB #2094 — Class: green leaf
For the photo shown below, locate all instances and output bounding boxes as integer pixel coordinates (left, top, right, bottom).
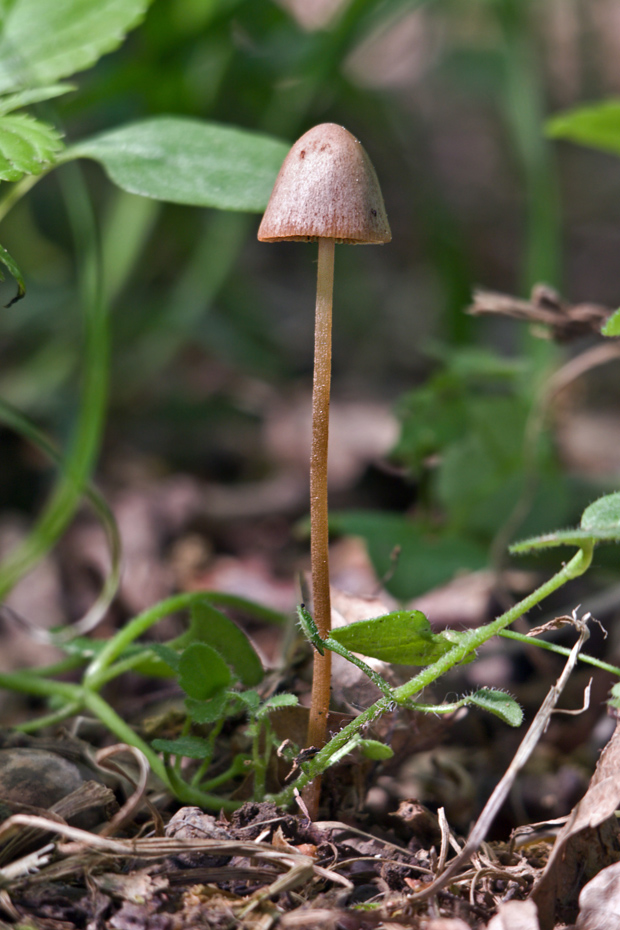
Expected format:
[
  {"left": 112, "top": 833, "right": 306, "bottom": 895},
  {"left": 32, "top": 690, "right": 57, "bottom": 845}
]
[
  {"left": 151, "top": 735, "right": 211, "bottom": 760},
  {"left": 186, "top": 602, "right": 263, "bottom": 686},
  {"left": 357, "top": 739, "right": 394, "bottom": 761},
  {"left": 608, "top": 682, "right": 620, "bottom": 711},
  {"left": 0, "top": 83, "right": 75, "bottom": 116},
  {"left": 580, "top": 492, "right": 620, "bottom": 533},
  {"left": 0, "top": 113, "right": 63, "bottom": 182},
  {"left": 144, "top": 643, "right": 180, "bottom": 675},
  {"left": 234, "top": 690, "right": 261, "bottom": 715},
  {"left": 325, "top": 734, "right": 393, "bottom": 767},
  {"left": 330, "top": 610, "right": 469, "bottom": 666},
  {"left": 61, "top": 636, "right": 102, "bottom": 658},
  {"left": 256, "top": 692, "right": 298, "bottom": 719},
  {"left": 65, "top": 118, "right": 290, "bottom": 212},
  {"left": 461, "top": 689, "right": 523, "bottom": 727},
  {"left": 130, "top": 601, "right": 266, "bottom": 683},
  {"left": 329, "top": 511, "right": 487, "bottom": 600},
  {"left": 185, "top": 691, "right": 229, "bottom": 725},
  {"left": 511, "top": 493, "right": 620, "bottom": 553},
  {"left": 0, "top": 240, "right": 25, "bottom": 305},
  {"left": 178, "top": 643, "right": 231, "bottom": 701},
  {"left": 0, "top": 0, "right": 153, "bottom": 94},
  {"left": 546, "top": 101, "right": 620, "bottom": 157},
  {"left": 601, "top": 308, "right": 620, "bottom": 337}
]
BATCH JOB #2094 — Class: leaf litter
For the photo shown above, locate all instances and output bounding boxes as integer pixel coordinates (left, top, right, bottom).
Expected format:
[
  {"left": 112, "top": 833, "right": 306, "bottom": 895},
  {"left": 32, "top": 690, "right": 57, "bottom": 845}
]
[{"left": 0, "top": 610, "right": 616, "bottom": 929}]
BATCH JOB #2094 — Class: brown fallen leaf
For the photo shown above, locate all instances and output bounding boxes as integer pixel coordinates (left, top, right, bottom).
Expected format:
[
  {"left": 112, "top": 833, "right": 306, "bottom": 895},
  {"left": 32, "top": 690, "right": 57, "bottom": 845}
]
[
  {"left": 532, "top": 720, "right": 620, "bottom": 930},
  {"left": 576, "top": 859, "right": 620, "bottom": 930}
]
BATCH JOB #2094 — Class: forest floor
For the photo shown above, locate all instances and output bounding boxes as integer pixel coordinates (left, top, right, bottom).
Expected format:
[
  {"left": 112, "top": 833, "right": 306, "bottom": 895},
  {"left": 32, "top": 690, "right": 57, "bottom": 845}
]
[{"left": 0, "top": 392, "right": 619, "bottom": 929}]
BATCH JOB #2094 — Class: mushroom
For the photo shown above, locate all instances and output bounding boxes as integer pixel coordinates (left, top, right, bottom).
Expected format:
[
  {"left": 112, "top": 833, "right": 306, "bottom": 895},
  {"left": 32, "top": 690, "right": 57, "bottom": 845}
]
[{"left": 258, "top": 123, "right": 391, "bottom": 816}]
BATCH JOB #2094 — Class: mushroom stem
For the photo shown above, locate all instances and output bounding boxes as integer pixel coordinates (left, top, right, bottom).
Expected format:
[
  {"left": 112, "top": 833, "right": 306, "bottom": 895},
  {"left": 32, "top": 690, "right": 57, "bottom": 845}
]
[{"left": 304, "top": 237, "right": 335, "bottom": 814}]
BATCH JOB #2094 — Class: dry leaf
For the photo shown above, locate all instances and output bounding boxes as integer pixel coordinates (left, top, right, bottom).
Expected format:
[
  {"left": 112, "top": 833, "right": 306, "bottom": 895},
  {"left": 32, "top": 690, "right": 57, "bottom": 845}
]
[
  {"left": 486, "top": 899, "right": 540, "bottom": 930},
  {"left": 532, "top": 721, "right": 620, "bottom": 930},
  {"left": 576, "top": 860, "right": 620, "bottom": 930},
  {"left": 94, "top": 868, "right": 168, "bottom": 904}
]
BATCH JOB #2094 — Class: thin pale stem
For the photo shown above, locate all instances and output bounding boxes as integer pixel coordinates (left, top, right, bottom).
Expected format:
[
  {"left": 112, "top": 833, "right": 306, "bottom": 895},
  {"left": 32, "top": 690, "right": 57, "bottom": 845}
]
[{"left": 305, "top": 237, "right": 335, "bottom": 818}]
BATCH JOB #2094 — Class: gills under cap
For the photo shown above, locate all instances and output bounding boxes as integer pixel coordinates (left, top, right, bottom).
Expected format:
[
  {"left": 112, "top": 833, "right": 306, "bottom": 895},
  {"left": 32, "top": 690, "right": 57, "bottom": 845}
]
[{"left": 258, "top": 123, "right": 391, "bottom": 245}]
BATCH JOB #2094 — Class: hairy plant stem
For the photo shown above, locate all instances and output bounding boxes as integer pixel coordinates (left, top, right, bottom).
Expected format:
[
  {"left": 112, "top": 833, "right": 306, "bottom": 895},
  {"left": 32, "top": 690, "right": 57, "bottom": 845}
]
[
  {"left": 305, "top": 237, "right": 336, "bottom": 819},
  {"left": 274, "top": 543, "right": 593, "bottom": 808}
]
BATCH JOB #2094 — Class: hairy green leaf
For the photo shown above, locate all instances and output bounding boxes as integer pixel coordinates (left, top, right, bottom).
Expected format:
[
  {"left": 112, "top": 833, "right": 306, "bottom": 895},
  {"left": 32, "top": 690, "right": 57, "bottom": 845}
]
[
  {"left": 234, "top": 690, "right": 261, "bottom": 714},
  {"left": 65, "top": 118, "right": 290, "bottom": 212},
  {"left": 357, "top": 739, "right": 394, "bottom": 761},
  {"left": 178, "top": 642, "right": 231, "bottom": 701},
  {"left": 185, "top": 692, "right": 229, "bottom": 725},
  {"left": 0, "top": 0, "right": 153, "bottom": 94},
  {"left": 330, "top": 610, "right": 469, "bottom": 666},
  {"left": 461, "top": 689, "right": 523, "bottom": 727},
  {"left": 326, "top": 734, "right": 394, "bottom": 767},
  {"left": 0, "top": 113, "right": 63, "bottom": 181},
  {"left": 256, "top": 692, "right": 298, "bottom": 719}
]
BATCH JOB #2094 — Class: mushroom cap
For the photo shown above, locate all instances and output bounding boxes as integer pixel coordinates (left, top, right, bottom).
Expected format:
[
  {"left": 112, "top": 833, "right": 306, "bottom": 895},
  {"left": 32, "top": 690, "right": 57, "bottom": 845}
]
[{"left": 258, "top": 123, "right": 391, "bottom": 244}]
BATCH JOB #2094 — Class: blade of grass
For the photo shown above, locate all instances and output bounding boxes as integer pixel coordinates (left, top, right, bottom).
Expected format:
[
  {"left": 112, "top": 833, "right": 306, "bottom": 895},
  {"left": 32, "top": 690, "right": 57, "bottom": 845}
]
[{"left": 0, "top": 160, "right": 108, "bottom": 602}]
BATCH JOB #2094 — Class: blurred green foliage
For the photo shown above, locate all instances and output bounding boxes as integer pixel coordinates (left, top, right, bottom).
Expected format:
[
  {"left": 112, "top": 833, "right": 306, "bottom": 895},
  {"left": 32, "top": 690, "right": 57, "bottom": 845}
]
[
  {"left": 335, "top": 345, "right": 594, "bottom": 599},
  {"left": 1, "top": 0, "right": 617, "bottom": 600},
  {"left": 1, "top": 0, "right": 566, "bottom": 422}
]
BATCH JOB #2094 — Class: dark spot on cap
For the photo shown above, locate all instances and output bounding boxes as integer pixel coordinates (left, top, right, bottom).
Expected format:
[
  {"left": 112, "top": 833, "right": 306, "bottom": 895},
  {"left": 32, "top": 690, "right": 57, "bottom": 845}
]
[
  {"left": 371, "top": 208, "right": 377, "bottom": 217},
  {"left": 299, "top": 150, "right": 305, "bottom": 159}
]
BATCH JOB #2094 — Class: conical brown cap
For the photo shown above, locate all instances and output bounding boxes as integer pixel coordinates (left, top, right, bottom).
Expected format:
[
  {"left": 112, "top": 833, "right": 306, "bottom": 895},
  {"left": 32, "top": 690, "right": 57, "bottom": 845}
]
[{"left": 258, "top": 123, "right": 391, "bottom": 244}]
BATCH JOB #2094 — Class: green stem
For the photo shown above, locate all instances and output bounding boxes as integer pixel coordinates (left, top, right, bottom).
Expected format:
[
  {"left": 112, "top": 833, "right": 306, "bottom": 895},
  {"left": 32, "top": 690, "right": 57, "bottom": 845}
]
[
  {"left": 81, "top": 690, "right": 171, "bottom": 785},
  {"left": 83, "top": 592, "right": 219, "bottom": 688},
  {"left": 199, "top": 756, "right": 248, "bottom": 792},
  {"left": 14, "top": 701, "right": 83, "bottom": 733},
  {"left": 190, "top": 718, "right": 225, "bottom": 788},
  {"left": 298, "top": 604, "right": 396, "bottom": 699},
  {"left": 0, "top": 671, "right": 81, "bottom": 703},
  {"left": 165, "top": 764, "right": 239, "bottom": 812},
  {"left": 84, "top": 591, "right": 283, "bottom": 689},
  {"left": 0, "top": 173, "right": 44, "bottom": 224},
  {"left": 0, "top": 162, "right": 108, "bottom": 603},
  {"left": 271, "top": 544, "right": 593, "bottom": 807},
  {"left": 252, "top": 722, "right": 266, "bottom": 802},
  {"left": 81, "top": 690, "right": 234, "bottom": 811},
  {"left": 499, "top": 629, "right": 620, "bottom": 678}
]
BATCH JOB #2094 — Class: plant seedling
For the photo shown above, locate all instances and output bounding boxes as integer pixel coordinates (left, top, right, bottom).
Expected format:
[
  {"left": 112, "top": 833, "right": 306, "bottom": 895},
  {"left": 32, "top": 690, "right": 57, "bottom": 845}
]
[{"left": 258, "top": 123, "right": 391, "bottom": 816}]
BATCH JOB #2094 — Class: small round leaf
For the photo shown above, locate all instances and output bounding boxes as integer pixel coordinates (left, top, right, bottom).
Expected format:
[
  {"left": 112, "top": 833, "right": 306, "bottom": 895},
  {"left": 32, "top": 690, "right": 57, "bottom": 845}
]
[{"left": 178, "top": 642, "right": 231, "bottom": 700}]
